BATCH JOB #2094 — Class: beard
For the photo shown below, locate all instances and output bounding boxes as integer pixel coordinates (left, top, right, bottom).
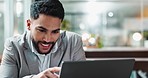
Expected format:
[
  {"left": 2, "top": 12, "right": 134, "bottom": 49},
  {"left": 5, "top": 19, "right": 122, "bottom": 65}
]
[{"left": 32, "top": 39, "right": 55, "bottom": 54}]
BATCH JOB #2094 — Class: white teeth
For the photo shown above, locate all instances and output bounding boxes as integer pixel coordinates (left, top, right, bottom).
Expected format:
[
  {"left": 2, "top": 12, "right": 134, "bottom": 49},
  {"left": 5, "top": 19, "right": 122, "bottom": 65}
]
[{"left": 41, "top": 43, "right": 49, "bottom": 47}]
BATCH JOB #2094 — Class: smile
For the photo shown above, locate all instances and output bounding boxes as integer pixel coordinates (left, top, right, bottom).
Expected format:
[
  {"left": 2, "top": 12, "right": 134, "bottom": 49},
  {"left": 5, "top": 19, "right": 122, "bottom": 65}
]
[{"left": 41, "top": 43, "right": 50, "bottom": 47}]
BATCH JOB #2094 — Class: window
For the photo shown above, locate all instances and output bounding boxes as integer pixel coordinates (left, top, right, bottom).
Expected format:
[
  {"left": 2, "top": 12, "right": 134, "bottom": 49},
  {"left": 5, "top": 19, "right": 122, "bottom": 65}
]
[
  {"left": 61, "top": 0, "right": 148, "bottom": 49},
  {"left": 0, "top": 1, "right": 4, "bottom": 54},
  {"left": 0, "top": 0, "right": 25, "bottom": 54}
]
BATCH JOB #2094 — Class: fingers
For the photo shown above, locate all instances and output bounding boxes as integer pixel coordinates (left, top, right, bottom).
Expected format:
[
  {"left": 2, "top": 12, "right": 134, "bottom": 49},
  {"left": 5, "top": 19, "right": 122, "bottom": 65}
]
[
  {"left": 44, "top": 67, "right": 61, "bottom": 78},
  {"left": 34, "top": 67, "right": 61, "bottom": 78},
  {"left": 48, "top": 67, "right": 61, "bottom": 73},
  {"left": 44, "top": 71, "right": 57, "bottom": 78}
]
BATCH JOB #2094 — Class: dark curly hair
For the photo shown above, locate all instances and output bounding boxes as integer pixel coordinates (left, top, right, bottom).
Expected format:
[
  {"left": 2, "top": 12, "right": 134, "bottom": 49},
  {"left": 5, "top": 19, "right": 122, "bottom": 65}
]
[{"left": 30, "top": 0, "right": 64, "bottom": 21}]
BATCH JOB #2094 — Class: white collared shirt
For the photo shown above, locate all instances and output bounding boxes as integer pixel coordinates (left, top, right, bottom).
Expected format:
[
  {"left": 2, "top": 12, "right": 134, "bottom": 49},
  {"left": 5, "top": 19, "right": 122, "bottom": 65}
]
[{"left": 28, "top": 32, "right": 60, "bottom": 72}]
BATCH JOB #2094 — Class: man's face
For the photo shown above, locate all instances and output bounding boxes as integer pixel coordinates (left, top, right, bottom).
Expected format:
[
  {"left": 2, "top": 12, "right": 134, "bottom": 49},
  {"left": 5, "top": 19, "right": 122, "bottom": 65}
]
[{"left": 28, "top": 14, "right": 61, "bottom": 54}]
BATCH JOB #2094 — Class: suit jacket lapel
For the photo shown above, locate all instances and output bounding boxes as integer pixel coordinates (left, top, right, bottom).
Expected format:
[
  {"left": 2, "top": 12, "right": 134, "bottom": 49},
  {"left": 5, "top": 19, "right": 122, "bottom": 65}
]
[
  {"left": 50, "top": 31, "right": 67, "bottom": 67},
  {"left": 22, "top": 31, "right": 40, "bottom": 74},
  {"left": 24, "top": 49, "right": 40, "bottom": 74}
]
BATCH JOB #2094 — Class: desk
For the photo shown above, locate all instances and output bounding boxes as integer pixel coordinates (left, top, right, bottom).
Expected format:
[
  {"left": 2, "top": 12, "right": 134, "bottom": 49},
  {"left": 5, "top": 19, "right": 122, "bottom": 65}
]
[{"left": 85, "top": 47, "right": 148, "bottom": 72}]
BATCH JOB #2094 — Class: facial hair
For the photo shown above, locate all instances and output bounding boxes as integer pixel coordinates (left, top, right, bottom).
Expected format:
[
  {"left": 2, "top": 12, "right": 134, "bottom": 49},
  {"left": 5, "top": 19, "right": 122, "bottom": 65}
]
[{"left": 32, "top": 39, "right": 55, "bottom": 54}]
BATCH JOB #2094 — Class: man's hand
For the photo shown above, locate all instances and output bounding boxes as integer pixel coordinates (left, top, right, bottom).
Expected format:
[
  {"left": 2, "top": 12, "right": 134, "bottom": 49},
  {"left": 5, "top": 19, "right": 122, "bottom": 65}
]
[{"left": 33, "top": 67, "right": 61, "bottom": 78}]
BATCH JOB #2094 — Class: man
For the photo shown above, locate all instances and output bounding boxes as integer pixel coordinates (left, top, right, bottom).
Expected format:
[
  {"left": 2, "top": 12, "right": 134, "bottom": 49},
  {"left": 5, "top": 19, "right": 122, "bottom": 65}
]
[{"left": 0, "top": 0, "right": 86, "bottom": 78}]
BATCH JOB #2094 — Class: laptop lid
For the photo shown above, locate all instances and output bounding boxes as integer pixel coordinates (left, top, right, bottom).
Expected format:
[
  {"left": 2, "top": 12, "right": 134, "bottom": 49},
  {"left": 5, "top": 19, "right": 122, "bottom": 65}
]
[{"left": 59, "top": 59, "right": 135, "bottom": 78}]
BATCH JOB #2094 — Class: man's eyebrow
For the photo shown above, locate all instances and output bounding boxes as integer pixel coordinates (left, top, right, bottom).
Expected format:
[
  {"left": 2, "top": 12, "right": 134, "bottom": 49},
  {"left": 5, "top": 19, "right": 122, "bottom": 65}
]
[
  {"left": 52, "top": 28, "right": 60, "bottom": 32},
  {"left": 37, "top": 26, "right": 48, "bottom": 31}
]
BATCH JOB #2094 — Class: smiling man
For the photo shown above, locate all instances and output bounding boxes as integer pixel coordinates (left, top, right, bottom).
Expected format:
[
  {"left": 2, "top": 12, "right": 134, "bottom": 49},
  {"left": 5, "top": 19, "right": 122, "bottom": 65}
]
[
  {"left": 29, "top": 14, "right": 61, "bottom": 55},
  {"left": 0, "top": 0, "right": 86, "bottom": 78}
]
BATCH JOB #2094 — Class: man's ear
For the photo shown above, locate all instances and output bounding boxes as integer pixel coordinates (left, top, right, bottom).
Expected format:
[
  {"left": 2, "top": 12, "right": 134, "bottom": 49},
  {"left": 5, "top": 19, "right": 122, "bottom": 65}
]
[{"left": 27, "top": 19, "right": 31, "bottom": 30}]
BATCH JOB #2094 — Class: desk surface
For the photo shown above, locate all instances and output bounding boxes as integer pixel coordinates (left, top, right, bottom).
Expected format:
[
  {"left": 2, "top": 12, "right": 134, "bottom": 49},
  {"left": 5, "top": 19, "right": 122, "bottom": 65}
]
[
  {"left": 84, "top": 47, "right": 148, "bottom": 52},
  {"left": 85, "top": 48, "right": 148, "bottom": 72}
]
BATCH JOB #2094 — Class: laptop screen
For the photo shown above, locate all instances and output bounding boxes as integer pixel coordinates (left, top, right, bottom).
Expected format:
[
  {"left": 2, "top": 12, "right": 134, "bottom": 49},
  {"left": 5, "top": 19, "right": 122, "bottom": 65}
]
[{"left": 59, "top": 59, "right": 135, "bottom": 78}]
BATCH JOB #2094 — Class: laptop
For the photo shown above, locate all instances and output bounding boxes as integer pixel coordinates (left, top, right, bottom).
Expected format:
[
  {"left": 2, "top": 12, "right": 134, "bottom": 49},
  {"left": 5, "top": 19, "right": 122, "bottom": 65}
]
[{"left": 59, "top": 59, "right": 135, "bottom": 78}]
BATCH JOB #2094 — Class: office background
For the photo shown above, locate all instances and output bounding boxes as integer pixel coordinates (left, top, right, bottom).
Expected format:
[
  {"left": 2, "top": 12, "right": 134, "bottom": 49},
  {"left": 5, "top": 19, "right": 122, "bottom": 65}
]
[
  {"left": 0, "top": 0, "right": 148, "bottom": 54},
  {"left": 0, "top": 0, "right": 148, "bottom": 77}
]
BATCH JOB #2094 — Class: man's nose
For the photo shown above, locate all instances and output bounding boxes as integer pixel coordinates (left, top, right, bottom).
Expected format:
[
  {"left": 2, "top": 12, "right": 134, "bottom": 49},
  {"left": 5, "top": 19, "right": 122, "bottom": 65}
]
[{"left": 43, "top": 33, "right": 53, "bottom": 42}]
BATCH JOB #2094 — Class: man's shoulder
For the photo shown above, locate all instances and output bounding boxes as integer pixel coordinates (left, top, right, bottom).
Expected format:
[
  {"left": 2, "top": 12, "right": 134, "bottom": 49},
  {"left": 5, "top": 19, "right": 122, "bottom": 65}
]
[
  {"left": 7, "top": 34, "right": 23, "bottom": 43},
  {"left": 3, "top": 34, "right": 24, "bottom": 52},
  {"left": 60, "top": 31, "right": 82, "bottom": 44},
  {"left": 5, "top": 32, "right": 27, "bottom": 48},
  {"left": 62, "top": 31, "right": 81, "bottom": 38}
]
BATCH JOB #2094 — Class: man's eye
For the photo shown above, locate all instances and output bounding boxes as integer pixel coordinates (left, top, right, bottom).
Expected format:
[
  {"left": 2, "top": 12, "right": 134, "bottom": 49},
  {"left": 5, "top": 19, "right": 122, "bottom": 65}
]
[
  {"left": 52, "top": 30, "right": 59, "bottom": 33},
  {"left": 38, "top": 29, "right": 46, "bottom": 32}
]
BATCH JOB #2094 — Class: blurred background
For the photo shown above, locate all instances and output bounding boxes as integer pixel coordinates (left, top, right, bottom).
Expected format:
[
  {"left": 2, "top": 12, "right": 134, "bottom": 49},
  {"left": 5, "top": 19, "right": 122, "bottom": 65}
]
[
  {"left": 0, "top": 0, "right": 148, "bottom": 53},
  {"left": 61, "top": 0, "right": 148, "bottom": 50},
  {"left": 0, "top": 0, "right": 148, "bottom": 77}
]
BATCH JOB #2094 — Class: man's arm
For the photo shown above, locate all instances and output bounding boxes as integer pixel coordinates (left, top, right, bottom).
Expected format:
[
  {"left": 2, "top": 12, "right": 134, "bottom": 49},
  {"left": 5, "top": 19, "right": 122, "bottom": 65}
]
[
  {"left": 31, "top": 67, "right": 60, "bottom": 78},
  {"left": 71, "top": 34, "right": 86, "bottom": 61},
  {"left": 0, "top": 39, "right": 18, "bottom": 78}
]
